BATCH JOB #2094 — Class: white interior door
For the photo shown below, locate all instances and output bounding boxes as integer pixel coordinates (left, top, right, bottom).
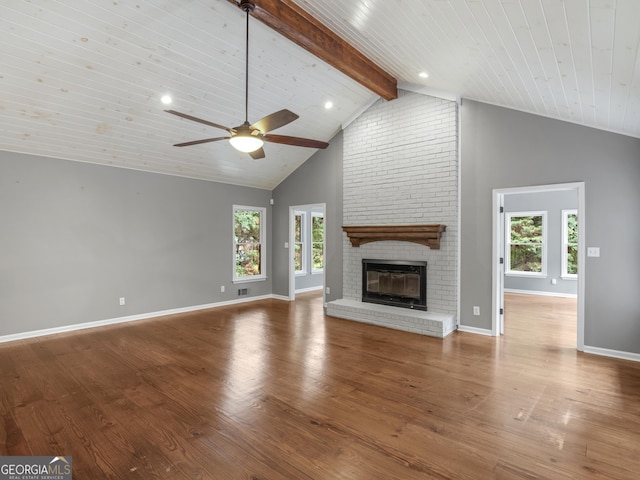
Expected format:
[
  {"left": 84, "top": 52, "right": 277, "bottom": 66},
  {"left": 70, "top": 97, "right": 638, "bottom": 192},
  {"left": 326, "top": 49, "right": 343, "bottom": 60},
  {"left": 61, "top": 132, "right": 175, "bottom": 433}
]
[{"left": 498, "top": 195, "right": 505, "bottom": 335}]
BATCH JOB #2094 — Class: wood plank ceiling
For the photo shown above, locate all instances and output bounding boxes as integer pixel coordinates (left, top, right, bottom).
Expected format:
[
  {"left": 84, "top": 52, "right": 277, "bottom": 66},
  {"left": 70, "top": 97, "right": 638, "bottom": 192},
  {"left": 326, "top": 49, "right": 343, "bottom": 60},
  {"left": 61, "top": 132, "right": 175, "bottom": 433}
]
[{"left": 2, "top": 1, "right": 640, "bottom": 189}]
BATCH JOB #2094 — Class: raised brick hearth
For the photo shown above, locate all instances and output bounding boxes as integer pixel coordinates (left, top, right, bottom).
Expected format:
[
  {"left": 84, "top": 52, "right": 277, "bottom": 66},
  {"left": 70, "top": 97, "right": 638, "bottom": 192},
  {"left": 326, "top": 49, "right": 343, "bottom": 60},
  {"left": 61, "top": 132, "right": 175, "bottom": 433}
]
[{"left": 327, "top": 299, "right": 456, "bottom": 338}]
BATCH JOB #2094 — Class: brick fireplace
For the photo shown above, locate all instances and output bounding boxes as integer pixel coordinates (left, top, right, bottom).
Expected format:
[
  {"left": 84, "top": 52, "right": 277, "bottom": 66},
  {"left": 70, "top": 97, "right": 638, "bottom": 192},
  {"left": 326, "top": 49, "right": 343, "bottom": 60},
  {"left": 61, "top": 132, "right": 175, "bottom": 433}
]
[{"left": 326, "top": 90, "right": 458, "bottom": 338}]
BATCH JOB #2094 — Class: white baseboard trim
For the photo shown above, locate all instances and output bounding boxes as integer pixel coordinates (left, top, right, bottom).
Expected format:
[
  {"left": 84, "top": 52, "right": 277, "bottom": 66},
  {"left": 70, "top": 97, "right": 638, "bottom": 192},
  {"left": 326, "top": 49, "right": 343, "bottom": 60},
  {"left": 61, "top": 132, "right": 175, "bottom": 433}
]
[
  {"left": 583, "top": 345, "right": 640, "bottom": 363},
  {"left": 456, "top": 325, "right": 494, "bottom": 336},
  {"left": 504, "top": 288, "right": 577, "bottom": 299},
  {"left": 0, "top": 294, "right": 279, "bottom": 344},
  {"left": 294, "top": 286, "right": 323, "bottom": 294},
  {"left": 271, "top": 294, "right": 291, "bottom": 302}
]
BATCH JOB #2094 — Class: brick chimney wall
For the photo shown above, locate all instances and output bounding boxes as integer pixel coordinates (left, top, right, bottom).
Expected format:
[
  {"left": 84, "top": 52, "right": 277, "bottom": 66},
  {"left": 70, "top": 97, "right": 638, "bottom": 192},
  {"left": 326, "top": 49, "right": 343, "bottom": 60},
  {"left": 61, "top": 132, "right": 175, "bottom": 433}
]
[{"left": 342, "top": 90, "right": 458, "bottom": 315}]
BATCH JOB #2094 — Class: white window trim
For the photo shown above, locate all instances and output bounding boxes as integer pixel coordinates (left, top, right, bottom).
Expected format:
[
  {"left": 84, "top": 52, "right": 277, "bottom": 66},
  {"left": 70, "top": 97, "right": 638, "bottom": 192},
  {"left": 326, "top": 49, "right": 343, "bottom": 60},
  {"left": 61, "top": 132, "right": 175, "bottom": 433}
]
[
  {"left": 294, "top": 211, "right": 307, "bottom": 275},
  {"left": 232, "top": 205, "right": 267, "bottom": 284},
  {"left": 311, "top": 212, "right": 324, "bottom": 274},
  {"left": 561, "top": 209, "right": 578, "bottom": 280},
  {"left": 505, "top": 210, "right": 547, "bottom": 278}
]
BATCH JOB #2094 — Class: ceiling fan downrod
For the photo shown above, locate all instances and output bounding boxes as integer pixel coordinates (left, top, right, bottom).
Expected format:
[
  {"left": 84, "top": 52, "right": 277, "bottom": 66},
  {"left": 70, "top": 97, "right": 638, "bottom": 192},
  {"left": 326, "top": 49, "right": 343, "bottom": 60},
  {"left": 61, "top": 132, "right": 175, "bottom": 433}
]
[{"left": 240, "top": 0, "right": 255, "bottom": 125}]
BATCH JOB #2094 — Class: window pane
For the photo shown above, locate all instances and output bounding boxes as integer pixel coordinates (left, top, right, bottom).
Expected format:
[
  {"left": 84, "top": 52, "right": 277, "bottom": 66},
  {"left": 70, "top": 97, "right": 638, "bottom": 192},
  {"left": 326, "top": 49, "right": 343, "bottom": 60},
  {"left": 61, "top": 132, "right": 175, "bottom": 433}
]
[
  {"left": 567, "top": 245, "right": 578, "bottom": 274},
  {"left": 234, "top": 206, "right": 263, "bottom": 279},
  {"left": 294, "top": 244, "right": 302, "bottom": 271},
  {"left": 312, "top": 243, "right": 323, "bottom": 270},
  {"left": 234, "top": 210, "right": 261, "bottom": 243},
  {"left": 235, "top": 243, "right": 261, "bottom": 276},
  {"left": 312, "top": 216, "right": 324, "bottom": 242},
  {"left": 295, "top": 214, "right": 302, "bottom": 243},
  {"left": 510, "top": 215, "right": 542, "bottom": 244},
  {"left": 567, "top": 213, "right": 578, "bottom": 243},
  {"left": 510, "top": 245, "right": 542, "bottom": 272}
]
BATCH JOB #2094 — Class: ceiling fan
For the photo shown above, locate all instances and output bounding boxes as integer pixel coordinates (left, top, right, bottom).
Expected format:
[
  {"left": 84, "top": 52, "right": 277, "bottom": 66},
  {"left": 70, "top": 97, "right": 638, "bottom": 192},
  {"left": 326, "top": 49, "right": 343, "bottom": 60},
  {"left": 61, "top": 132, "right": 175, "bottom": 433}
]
[{"left": 165, "top": 0, "right": 329, "bottom": 160}]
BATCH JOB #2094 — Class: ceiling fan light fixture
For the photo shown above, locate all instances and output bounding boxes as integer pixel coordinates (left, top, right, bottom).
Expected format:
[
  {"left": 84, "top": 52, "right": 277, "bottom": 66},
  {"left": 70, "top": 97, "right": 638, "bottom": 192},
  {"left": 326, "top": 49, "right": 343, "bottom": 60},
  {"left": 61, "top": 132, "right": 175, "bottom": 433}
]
[{"left": 229, "top": 134, "right": 264, "bottom": 153}]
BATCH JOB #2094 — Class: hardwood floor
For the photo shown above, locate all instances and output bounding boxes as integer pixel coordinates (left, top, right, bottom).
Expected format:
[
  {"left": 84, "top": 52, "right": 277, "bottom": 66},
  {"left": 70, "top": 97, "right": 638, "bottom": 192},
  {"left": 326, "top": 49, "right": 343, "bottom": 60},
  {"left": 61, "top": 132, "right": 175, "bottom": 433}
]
[
  {"left": 504, "top": 292, "right": 577, "bottom": 349},
  {"left": 1, "top": 291, "right": 639, "bottom": 479}
]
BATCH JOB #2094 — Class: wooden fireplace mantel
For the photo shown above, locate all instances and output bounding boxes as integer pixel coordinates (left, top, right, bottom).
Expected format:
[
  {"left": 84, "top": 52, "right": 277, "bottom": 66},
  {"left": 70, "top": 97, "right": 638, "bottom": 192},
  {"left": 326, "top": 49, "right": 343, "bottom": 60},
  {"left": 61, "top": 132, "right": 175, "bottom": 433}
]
[{"left": 342, "top": 224, "right": 446, "bottom": 249}]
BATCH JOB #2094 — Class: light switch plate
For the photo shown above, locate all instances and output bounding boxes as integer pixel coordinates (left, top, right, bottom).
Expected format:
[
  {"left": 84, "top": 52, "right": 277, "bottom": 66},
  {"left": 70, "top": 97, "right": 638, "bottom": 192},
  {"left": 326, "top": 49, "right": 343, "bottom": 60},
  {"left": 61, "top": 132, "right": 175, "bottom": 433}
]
[{"left": 587, "top": 247, "right": 600, "bottom": 257}]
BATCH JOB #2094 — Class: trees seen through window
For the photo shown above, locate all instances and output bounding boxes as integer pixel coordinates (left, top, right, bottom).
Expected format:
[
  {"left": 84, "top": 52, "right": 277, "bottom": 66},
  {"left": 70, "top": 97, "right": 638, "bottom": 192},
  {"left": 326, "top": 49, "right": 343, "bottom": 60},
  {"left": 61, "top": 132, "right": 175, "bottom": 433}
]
[{"left": 234, "top": 206, "right": 265, "bottom": 281}]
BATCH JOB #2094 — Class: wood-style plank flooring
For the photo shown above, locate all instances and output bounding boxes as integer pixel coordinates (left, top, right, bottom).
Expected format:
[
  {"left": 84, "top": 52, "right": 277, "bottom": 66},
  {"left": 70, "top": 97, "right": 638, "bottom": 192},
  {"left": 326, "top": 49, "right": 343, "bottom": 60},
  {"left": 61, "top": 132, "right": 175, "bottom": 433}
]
[{"left": 1, "top": 291, "right": 639, "bottom": 479}]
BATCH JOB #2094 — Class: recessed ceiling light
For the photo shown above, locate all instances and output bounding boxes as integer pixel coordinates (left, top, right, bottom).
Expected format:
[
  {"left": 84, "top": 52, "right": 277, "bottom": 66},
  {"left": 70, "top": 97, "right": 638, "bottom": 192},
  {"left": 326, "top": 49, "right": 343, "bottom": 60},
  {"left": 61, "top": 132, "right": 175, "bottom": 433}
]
[
  {"left": 419, "top": 72, "right": 429, "bottom": 79},
  {"left": 161, "top": 94, "right": 173, "bottom": 105},
  {"left": 324, "top": 101, "right": 333, "bottom": 109}
]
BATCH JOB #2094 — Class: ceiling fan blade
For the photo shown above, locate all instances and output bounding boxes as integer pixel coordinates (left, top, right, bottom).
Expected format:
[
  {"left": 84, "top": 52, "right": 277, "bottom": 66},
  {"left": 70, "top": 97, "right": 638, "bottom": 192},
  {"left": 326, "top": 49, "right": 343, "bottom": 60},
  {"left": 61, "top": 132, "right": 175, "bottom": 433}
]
[
  {"left": 165, "top": 110, "right": 234, "bottom": 132},
  {"left": 263, "top": 134, "right": 329, "bottom": 149},
  {"left": 251, "top": 109, "right": 299, "bottom": 134},
  {"left": 249, "top": 147, "right": 265, "bottom": 160},
  {"left": 173, "top": 137, "right": 230, "bottom": 147}
]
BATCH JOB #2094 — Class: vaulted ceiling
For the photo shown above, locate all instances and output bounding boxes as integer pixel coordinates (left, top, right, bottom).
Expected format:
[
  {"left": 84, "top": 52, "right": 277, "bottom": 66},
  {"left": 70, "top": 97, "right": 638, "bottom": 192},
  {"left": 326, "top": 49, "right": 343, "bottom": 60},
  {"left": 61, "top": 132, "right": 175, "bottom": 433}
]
[{"left": 2, "top": 1, "right": 639, "bottom": 189}]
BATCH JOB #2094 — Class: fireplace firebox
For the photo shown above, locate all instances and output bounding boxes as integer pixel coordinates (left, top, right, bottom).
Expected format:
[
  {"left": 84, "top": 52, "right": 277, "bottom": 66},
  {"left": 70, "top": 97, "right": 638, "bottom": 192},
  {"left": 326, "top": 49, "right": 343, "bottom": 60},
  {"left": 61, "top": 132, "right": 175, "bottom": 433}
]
[{"left": 362, "top": 259, "right": 427, "bottom": 311}]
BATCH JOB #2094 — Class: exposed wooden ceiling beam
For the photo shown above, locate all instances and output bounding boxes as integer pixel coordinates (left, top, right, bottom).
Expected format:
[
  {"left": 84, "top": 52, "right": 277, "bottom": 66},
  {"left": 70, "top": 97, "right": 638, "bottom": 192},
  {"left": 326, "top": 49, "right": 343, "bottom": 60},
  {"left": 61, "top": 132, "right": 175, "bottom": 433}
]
[{"left": 227, "top": 0, "right": 398, "bottom": 101}]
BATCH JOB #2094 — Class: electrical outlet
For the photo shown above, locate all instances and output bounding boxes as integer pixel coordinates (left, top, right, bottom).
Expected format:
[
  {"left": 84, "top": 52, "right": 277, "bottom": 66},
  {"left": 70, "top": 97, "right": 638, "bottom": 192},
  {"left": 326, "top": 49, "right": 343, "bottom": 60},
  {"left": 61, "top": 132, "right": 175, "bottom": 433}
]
[
  {"left": 473, "top": 306, "right": 480, "bottom": 316},
  {"left": 220, "top": 285, "right": 225, "bottom": 293},
  {"left": 325, "top": 286, "right": 330, "bottom": 294},
  {"left": 119, "top": 297, "right": 125, "bottom": 306}
]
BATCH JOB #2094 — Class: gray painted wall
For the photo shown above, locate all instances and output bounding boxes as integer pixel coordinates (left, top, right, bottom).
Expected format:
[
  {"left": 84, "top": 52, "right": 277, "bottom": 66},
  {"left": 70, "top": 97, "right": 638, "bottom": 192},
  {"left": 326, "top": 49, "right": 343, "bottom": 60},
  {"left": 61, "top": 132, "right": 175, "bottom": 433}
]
[
  {"left": 460, "top": 100, "right": 640, "bottom": 353},
  {"left": 0, "top": 151, "right": 272, "bottom": 337},
  {"left": 504, "top": 190, "right": 578, "bottom": 296},
  {"left": 272, "top": 131, "right": 343, "bottom": 302},
  {"left": 5, "top": 99, "right": 640, "bottom": 357}
]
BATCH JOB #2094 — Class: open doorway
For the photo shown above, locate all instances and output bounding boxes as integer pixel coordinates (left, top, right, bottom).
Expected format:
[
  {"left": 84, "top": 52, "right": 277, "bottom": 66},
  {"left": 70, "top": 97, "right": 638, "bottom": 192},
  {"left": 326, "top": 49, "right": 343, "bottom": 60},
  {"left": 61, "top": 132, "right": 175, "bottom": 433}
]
[
  {"left": 492, "top": 183, "right": 585, "bottom": 350},
  {"left": 503, "top": 292, "right": 577, "bottom": 349},
  {"left": 288, "top": 203, "right": 326, "bottom": 303}
]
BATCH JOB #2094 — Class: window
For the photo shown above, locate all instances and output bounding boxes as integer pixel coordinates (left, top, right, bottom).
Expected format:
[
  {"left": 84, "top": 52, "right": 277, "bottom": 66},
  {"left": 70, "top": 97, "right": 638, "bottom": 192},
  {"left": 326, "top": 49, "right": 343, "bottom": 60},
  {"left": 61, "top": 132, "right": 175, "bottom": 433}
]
[
  {"left": 506, "top": 211, "right": 547, "bottom": 276},
  {"left": 311, "top": 213, "right": 324, "bottom": 273},
  {"left": 233, "top": 205, "right": 266, "bottom": 282},
  {"left": 294, "top": 211, "right": 306, "bottom": 274},
  {"left": 562, "top": 210, "right": 578, "bottom": 278}
]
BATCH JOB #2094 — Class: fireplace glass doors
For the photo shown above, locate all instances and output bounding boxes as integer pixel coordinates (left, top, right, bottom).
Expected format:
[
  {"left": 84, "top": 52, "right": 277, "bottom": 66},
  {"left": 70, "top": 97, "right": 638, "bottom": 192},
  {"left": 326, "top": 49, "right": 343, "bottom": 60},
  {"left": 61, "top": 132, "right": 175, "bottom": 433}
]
[{"left": 362, "top": 259, "right": 427, "bottom": 311}]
